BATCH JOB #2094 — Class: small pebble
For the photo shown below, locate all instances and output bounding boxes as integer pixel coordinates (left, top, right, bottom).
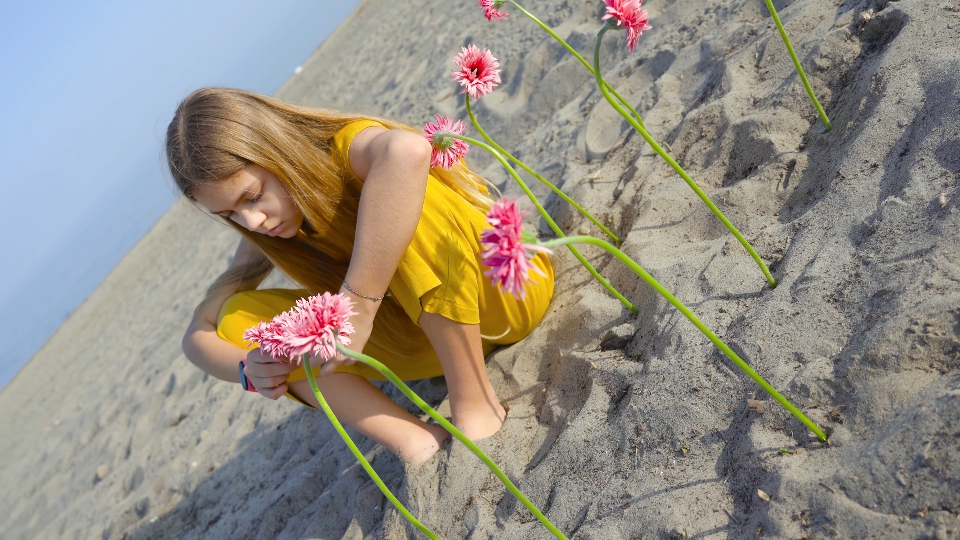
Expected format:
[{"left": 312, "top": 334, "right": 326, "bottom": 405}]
[{"left": 96, "top": 465, "right": 109, "bottom": 480}]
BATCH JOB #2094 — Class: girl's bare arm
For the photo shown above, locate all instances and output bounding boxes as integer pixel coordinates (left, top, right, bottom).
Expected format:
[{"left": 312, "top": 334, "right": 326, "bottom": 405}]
[
  {"left": 321, "top": 125, "right": 432, "bottom": 372},
  {"left": 181, "top": 239, "right": 284, "bottom": 383},
  {"left": 345, "top": 125, "right": 431, "bottom": 295}
]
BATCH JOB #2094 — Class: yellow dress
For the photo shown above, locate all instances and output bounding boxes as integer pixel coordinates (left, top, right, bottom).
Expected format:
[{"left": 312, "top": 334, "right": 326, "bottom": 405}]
[{"left": 215, "top": 120, "right": 554, "bottom": 396}]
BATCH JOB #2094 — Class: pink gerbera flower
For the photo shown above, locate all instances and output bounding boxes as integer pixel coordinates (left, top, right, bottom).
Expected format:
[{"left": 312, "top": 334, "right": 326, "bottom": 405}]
[
  {"left": 452, "top": 45, "right": 502, "bottom": 100},
  {"left": 283, "top": 294, "right": 357, "bottom": 361},
  {"left": 423, "top": 114, "right": 470, "bottom": 169},
  {"left": 243, "top": 319, "right": 290, "bottom": 360},
  {"left": 243, "top": 292, "right": 357, "bottom": 363},
  {"left": 478, "top": 0, "right": 508, "bottom": 21},
  {"left": 602, "top": 0, "right": 652, "bottom": 53},
  {"left": 480, "top": 198, "right": 553, "bottom": 299}
]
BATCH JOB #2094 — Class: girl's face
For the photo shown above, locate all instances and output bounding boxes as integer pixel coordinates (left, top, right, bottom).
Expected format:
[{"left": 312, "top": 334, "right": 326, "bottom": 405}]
[{"left": 194, "top": 164, "right": 304, "bottom": 238}]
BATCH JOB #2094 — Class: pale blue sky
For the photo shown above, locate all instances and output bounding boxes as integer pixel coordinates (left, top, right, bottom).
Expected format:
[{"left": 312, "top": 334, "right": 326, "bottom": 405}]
[{"left": 0, "top": 0, "right": 359, "bottom": 389}]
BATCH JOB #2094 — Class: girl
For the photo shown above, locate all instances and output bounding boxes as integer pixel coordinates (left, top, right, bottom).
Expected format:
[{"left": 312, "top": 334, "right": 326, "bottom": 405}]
[{"left": 165, "top": 88, "right": 554, "bottom": 466}]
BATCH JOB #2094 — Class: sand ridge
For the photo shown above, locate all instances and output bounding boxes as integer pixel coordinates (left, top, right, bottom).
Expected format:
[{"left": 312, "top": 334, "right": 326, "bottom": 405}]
[{"left": 1, "top": 0, "right": 958, "bottom": 538}]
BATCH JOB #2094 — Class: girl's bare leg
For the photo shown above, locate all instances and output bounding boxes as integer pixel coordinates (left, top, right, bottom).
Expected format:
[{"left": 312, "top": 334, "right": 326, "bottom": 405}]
[
  {"left": 419, "top": 312, "right": 507, "bottom": 440},
  {"left": 287, "top": 374, "right": 449, "bottom": 467}
]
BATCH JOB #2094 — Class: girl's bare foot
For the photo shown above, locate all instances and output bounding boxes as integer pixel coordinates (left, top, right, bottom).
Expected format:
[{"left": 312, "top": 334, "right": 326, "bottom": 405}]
[
  {"left": 402, "top": 425, "right": 452, "bottom": 468},
  {"left": 455, "top": 401, "right": 507, "bottom": 441}
]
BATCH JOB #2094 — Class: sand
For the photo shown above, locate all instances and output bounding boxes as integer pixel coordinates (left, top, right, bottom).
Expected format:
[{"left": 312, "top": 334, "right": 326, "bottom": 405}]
[{"left": 1, "top": 0, "right": 958, "bottom": 538}]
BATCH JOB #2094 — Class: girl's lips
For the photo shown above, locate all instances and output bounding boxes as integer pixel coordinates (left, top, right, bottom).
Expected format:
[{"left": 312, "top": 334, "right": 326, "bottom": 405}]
[{"left": 267, "top": 223, "right": 284, "bottom": 237}]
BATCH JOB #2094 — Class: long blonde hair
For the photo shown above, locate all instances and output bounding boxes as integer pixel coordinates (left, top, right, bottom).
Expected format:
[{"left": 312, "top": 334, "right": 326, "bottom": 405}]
[{"left": 165, "top": 87, "right": 494, "bottom": 355}]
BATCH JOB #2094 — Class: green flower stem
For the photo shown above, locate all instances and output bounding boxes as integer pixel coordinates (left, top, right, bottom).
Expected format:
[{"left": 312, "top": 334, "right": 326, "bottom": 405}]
[
  {"left": 335, "top": 343, "right": 570, "bottom": 540},
  {"left": 540, "top": 235, "right": 827, "bottom": 442},
  {"left": 465, "top": 96, "right": 620, "bottom": 244},
  {"left": 446, "top": 132, "right": 637, "bottom": 314},
  {"left": 594, "top": 25, "right": 778, "bottom": 289},
  {"left": 506, "top": 0, "right": 647, "bottom": 131},
  {"left": 763, "top": 0, "right": 832, "bottom": 130},
  {"left": 302, "top": 360, "right": 440, "bottom": 539}
]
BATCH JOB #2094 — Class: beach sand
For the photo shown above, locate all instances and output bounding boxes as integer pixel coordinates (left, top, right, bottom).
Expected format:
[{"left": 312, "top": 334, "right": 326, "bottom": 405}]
[{"left": 1, "top": 0, "right": 958, "bottom": 538}]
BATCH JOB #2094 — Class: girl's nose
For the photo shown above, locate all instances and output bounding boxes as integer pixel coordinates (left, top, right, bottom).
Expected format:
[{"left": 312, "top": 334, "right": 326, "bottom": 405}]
[{"left": 235, "top": 208, "right": 266, "bottom": 232}]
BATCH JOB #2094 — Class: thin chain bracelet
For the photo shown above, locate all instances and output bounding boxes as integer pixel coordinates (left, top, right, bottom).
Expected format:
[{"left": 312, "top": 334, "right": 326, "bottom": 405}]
[{"left": 341, "top": 282, "right": 389, "bottom": 302}]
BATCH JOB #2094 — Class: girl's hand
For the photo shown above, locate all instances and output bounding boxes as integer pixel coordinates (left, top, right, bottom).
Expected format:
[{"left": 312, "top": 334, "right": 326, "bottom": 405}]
[{"left": 244, "top": 348, "right": 299, "bottom": 399}]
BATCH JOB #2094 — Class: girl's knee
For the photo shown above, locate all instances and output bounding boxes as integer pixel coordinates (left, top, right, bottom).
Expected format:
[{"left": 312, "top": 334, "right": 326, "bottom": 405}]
[{"left": 216, "top": 289, "right": 303, "bottom": 348}]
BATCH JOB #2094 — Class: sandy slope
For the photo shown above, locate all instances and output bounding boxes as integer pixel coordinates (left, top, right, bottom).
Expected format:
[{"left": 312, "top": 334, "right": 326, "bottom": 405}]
[{"left": 1, "top": 0, "right": 958, "bottom": 538}]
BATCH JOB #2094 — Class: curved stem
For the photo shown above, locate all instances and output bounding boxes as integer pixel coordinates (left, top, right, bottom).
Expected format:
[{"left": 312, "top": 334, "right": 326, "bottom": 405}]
[
  {"left": 507, "top": 1, "right": 647, "bottom": 131},
  {"left": 448, "top": 132, "right": 637, "bottom": 314},
  {"left": 541, "top": 236, "right": 827, "bottom": 441},
  {"left": 335, "top": 344, "right": 570, "bottom": 540},
  {"left": 763, "top": 0, "right": 832, "bottom": 130},
  {"left": 594, "top": 26, "right": 777, "bottom": 288},
  {"left": 466, "top": 96, "right": 621, "bottom": 244},
  {"left": 302, "top": 360, "right": 440, "bottom": 539}
]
